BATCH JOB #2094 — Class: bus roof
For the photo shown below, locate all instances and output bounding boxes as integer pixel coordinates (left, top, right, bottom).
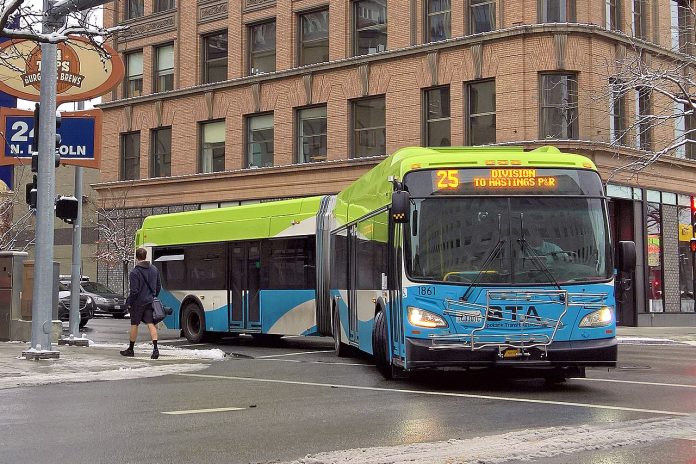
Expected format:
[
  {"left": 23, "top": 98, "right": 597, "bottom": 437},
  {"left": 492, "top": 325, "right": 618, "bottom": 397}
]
[
  {"left": 335, "top": 146, "right": 598, "bottom": 223},
  {"left": 137, "top": 196, "right": 323, "bottom": 247}
]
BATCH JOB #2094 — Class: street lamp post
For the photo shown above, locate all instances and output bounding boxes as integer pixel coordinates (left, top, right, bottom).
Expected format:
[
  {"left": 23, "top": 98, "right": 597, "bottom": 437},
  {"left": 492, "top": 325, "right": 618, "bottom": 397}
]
[{"left": 24, "top": 0, "right": 112, "bottom": 359}]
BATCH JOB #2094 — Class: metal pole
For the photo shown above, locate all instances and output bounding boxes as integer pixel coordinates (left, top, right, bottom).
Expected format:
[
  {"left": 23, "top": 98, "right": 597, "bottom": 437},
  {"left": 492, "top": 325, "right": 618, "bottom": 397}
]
[
  {"left": 68, "top": 166, "right": 83, "bottom": 337},
  {"left": 30, "top": 0, "right": 58, "bottom": 353}
]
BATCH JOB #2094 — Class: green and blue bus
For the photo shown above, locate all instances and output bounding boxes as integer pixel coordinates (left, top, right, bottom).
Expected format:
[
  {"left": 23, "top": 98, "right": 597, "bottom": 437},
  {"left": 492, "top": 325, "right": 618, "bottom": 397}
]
[{"left": 136, "top": 146, "right": 635, "bottom": 381}]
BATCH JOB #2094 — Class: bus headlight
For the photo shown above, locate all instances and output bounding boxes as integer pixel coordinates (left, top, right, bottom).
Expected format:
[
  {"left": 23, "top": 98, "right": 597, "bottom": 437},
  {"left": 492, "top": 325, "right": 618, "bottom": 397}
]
[
  {"left": 407, "top": 307, "right": 448, "bottom": 328},
  {"left": 579, "top": 306, "right": 613, "bottom": 328}
]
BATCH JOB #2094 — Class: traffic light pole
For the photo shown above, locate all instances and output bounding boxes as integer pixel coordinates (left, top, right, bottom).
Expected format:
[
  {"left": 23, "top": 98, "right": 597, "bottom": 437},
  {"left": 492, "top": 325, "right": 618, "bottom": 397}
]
[{"left": 28, "top": 1, "right": 59, "bottom": 355}]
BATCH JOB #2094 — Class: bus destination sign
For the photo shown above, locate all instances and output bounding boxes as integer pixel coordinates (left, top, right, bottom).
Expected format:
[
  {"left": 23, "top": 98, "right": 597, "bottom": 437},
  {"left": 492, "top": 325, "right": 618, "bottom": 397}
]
[{"left": 473, "top": 169, "right": 558, "bottom": 189}]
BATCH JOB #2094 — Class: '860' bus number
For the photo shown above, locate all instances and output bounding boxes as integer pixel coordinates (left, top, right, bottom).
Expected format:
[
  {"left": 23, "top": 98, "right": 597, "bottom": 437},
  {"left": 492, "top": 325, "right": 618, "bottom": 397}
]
[{"left": 417, "top": 286, "right": 435, "bottom": 296}]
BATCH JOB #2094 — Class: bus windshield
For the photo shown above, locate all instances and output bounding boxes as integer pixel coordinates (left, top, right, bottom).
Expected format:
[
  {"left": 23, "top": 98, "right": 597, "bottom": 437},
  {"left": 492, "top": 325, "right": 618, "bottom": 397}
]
[{"left": 405, "top": 196, "right": 611, "bottom": 285}]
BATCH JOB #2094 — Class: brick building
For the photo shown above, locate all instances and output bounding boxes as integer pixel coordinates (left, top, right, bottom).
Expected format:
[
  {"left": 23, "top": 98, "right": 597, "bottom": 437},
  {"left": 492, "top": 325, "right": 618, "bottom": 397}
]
[{"left": 96, "top": 0, "right": 696, "bottom": 326}]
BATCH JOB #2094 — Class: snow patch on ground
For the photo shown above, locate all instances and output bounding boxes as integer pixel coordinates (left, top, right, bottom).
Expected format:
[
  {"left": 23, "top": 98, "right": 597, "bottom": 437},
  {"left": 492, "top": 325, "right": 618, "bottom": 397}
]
[
  {"left": 286, "top": 415, "right": 696, "bottom": 464},
  {"left": 617, "top": 336, "right": 683, "bottom": 345},
  {"left": 88, "top": 342, "right": 227, "bottom": 360},
  {"left": 0, "top": 363, "right": 208, "bottom": 389}
]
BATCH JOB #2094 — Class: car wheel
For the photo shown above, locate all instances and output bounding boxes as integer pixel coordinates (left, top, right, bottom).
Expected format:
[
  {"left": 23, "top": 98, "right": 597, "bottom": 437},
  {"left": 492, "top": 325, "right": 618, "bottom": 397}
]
[
  {"left": 181, "top": 303, "right": 206, "bottom": 343},
  {"left": 372, "top": 310, "right": 392, "bottom": 379},
  {"left": 333, "top": 305, "right": 350, "bottom": 358}
]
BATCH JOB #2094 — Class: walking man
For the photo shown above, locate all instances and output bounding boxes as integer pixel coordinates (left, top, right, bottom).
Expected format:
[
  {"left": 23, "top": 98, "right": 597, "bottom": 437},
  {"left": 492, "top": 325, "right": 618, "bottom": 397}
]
[{"left": 120, "top": 247, "right": 162, "bottom": 359}]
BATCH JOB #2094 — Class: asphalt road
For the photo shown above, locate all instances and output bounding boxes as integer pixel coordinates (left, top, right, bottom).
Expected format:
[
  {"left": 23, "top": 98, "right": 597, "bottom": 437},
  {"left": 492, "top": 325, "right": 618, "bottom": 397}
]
[{"left": 1, "top": 317, "right": 694, "bottom": 464}]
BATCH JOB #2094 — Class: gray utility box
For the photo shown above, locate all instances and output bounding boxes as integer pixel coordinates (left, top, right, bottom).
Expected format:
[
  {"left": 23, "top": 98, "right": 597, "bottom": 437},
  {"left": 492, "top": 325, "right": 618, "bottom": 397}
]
[{"left": 0, "top": 251, "right": 28, "bottom": 341}]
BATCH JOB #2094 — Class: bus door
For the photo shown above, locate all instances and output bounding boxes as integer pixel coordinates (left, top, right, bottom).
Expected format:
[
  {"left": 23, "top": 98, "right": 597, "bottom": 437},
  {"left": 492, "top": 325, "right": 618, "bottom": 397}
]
[
  {"left": 228, "top": 241, "right": 262, "bottom": 331},
  {"left": 389, "top": 222, "right": 405, "bottom": 365},
  {"left": 347, "top": 225, "right": 359, "bottom": 344}
]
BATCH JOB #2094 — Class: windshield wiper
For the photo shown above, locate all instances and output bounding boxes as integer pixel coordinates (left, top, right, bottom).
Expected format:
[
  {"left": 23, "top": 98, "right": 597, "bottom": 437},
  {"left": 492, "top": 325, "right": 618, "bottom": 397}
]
[
  {"left": 461, "top": 214, "right": 505, "bottom": 302},
  {"left": 517, "top": 213, "right": 562, "bottom": 292}
]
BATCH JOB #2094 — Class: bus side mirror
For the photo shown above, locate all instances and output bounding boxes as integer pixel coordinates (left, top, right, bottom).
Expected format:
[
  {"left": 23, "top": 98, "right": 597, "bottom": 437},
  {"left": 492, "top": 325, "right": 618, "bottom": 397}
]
[
  {"left": 391, "top": 190, "right": 410, "bottom": 223},
  {"left": 618, "top": 241, "right": 636, "bottom": 272}
]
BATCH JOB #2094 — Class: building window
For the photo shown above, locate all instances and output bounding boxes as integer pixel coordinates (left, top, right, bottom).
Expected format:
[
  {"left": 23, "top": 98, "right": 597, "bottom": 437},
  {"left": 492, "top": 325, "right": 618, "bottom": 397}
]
[
  {"left": 120, "top": 132, "right": 140, "bottom": 181},
  {"left": 247, "top": 114, "right": 274, "bottom": 168},
  {"left": 249, "top": 21, "right": 276, "bottom": 75},
  {"left": 297, "top": 106, "right": 327, "bottom": 163},
  {"left": 539, "top": 0, "right": 576, "bottom": 23},
  {"left": 636, "top": 87, "right": 652, "bottom": 150},
  {"left": 151, "top": 127, "right": 172, "bottom": 178},
  {"left": 199, "top": 121, "right": 225, "bottom": 173},
  {"left": 125, "top": 51, "right": 143, "bottom": 98},
  {"left": 352, "top": 96, "right": 386, "bottom": 158},
  {"left": 685, "top": 104, "right": 696, "bottom": 160},
  {"left": 299, "top": 10, "right": 329, "bottom": 66},
  {"left": 678, "top": 201, "right": 695, "bottom": 312},
  {"left": 354, "top": 0, "right": 387, "bottom": 56},
  {"left": 467, "top": 80, "right": 496, "bottom": 145},
  {"left": 154, "top": 43, "right": 174, "bottom": 93},
  {"left": 647, "top": 201, "right": 663, "bottom": 312},
  {"left": 202, "top": 31, "right": 228, "bottom": 84},
  {"left": 609, "top": 79, "right": 628, "bottom": 146},
  {"left": 423, "top": 87, "right": 451, "bottom": 147},
  {"left": 606, "top": 0, "right": 621, "bottom": 31},
  {"left": 126, "top": 0, "right": 143, "bottom": 20},
  {"left": 470, "top": 0, "right": 495, "bottom": 34},
  {"left": 633, "top": 0, "right": 647, "bottom": 39},
  {"left": 540, "top": 73, "right": 578, "bottom": 140},
  {"left": 427, "top": 0, "right": 451, "bottom": 42},
  {"left": 671, "top": 0, "right": 692, "bottom": 53},
  {"left": 154, "top": 0, "right": 174, "bottom": 12}
]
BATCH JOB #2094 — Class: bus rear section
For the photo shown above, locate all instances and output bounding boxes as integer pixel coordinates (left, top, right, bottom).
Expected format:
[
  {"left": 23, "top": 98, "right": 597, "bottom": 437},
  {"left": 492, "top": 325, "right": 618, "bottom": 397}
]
[{"left": 138, "top": 197, "right": 325, "bottom": 343}]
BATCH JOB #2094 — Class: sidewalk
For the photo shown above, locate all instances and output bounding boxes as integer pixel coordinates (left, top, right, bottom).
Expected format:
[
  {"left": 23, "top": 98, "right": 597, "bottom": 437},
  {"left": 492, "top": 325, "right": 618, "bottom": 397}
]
[
  {"left": 616, "top": 326, "right": 696, "bottom": 345},
  {"left": 0, "top": 338, "right": 226, "bottom": 390}
]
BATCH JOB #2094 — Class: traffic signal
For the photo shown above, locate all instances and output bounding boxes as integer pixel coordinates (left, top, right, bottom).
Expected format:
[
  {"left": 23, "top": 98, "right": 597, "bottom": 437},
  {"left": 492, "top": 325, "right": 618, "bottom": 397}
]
[
  {"left": 24, "top": 174, "right": 37, "bottom": 209},
  {"left": 31, "top": 103, "right": 62, "bottom": 169},
  {"left": 55, "top": 196, "right": 78, "bottom": 224},
  {"left": 691, "top": 238, "right": 696, "bottom": 254},
  {"left": 692, "top": 196, "right": 696, "bottom": 232}
]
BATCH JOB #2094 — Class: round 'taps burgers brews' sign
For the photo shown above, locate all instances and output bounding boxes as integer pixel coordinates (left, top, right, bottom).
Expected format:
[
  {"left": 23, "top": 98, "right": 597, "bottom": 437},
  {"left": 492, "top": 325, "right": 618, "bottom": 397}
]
[{"left": 0, "top": 36, "right": 124, "bottom": 103}]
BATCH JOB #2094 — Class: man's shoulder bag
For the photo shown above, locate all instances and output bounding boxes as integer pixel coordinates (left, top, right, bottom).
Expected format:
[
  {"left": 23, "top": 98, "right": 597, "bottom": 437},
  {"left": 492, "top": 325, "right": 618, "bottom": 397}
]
[{"left": 136, "top": 267, "right": 171, "bottom": 324}]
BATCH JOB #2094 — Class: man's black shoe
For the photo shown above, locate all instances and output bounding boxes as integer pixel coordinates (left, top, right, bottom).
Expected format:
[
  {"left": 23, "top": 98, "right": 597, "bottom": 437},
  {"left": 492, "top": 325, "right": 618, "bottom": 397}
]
[
  {"left": 120, "top": 348, "right": 134, "bottom": 357},
  {"left": 151, "top": 348, "right": 159, "bottom": 360}
]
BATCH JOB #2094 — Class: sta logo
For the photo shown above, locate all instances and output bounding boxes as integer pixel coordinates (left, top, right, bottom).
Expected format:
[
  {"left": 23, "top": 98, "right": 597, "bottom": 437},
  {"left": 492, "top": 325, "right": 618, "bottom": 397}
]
[{"left": 487, "top": 305, "right": 541, "bottom": 322}]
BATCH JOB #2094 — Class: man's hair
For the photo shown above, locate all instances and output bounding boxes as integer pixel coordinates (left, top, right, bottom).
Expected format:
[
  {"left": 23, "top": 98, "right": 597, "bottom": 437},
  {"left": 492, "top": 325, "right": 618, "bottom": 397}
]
[{"left": 135, "top": 247, "right": 147, "bottom": 261}]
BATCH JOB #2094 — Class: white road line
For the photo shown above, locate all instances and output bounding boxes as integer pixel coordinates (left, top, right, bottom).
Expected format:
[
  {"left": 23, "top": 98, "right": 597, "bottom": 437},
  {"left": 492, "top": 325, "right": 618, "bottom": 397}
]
[
  {"left": 256, "top": 350, "right": 334, "bottom": 359},
  {"left": 255, "top": 358, "right": 370, "bottom": 367},
  {"left": 580, "top": 378, "right": 696, "bottom": 389},
  {"left": 162, "top": 406, "right": 245, "bottom": 415},
  {"left": 176, "top": 373, "right": 691, "bottom": 417}
]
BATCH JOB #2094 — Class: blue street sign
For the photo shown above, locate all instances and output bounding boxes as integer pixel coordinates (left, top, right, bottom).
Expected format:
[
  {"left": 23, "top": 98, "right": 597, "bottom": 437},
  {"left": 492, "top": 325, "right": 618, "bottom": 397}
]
[{"left": 4, "top": 115, "right": 96, "bottom": 160}]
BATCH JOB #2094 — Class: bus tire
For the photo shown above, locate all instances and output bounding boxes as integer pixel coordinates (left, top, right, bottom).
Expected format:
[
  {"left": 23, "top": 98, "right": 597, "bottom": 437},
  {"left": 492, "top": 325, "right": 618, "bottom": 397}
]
[
  {"left": 373, "top": 310, "right": 393, "bottom": 380},
  {"left": 333, "top": 307, "right": 349, "bottom": 358},
  {"left": 182, "top": 303, "right": 206, "bottom": 343}
]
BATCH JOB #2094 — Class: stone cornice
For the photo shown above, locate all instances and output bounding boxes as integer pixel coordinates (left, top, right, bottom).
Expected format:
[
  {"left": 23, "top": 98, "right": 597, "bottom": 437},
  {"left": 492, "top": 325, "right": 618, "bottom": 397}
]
[
  {"left": 116, "top": 10, "right": 177, "bottom": 43},
  {"left": 98, "top": 23, "right": 695, "bottom": 110}
]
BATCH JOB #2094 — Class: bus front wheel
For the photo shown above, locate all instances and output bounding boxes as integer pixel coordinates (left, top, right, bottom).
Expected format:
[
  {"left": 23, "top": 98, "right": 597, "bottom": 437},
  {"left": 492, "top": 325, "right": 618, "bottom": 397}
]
[
  {"left": 182, "top": 303, "right": 206, "bottom": 343},
  {"left": 373, "top": 310, "right": 393, "bottom": 379}
]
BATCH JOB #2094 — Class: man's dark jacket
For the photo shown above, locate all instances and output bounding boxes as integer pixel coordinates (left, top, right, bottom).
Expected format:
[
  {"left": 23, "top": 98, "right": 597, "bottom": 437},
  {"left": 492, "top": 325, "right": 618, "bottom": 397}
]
[{"left": 126, "top": 261, "right": 161, "bottom": 309}]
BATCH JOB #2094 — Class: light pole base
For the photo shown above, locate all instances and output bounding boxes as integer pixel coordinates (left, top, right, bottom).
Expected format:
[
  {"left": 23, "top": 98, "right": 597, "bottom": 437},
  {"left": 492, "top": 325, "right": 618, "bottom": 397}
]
[{"left": 22, "top": 350, "right": 60, "bottom": 360}]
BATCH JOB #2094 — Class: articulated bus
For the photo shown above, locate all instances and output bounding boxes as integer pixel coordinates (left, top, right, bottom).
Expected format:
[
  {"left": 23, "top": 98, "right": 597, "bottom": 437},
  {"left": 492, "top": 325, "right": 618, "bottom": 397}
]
[{"left": 136, "top": 146, "right": 636, "bottom": 381}]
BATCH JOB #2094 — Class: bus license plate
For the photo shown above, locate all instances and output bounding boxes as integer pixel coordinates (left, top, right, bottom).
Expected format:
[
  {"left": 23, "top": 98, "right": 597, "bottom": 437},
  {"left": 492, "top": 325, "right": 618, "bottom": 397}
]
[{"left": 502, "top": 348, "right": 521, "bottom": 358}]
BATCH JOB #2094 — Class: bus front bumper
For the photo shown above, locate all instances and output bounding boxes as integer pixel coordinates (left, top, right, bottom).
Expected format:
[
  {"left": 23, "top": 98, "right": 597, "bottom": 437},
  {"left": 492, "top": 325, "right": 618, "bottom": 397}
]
[{"left": 405, "top": 337, "right": 617, "bottom": 370}]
